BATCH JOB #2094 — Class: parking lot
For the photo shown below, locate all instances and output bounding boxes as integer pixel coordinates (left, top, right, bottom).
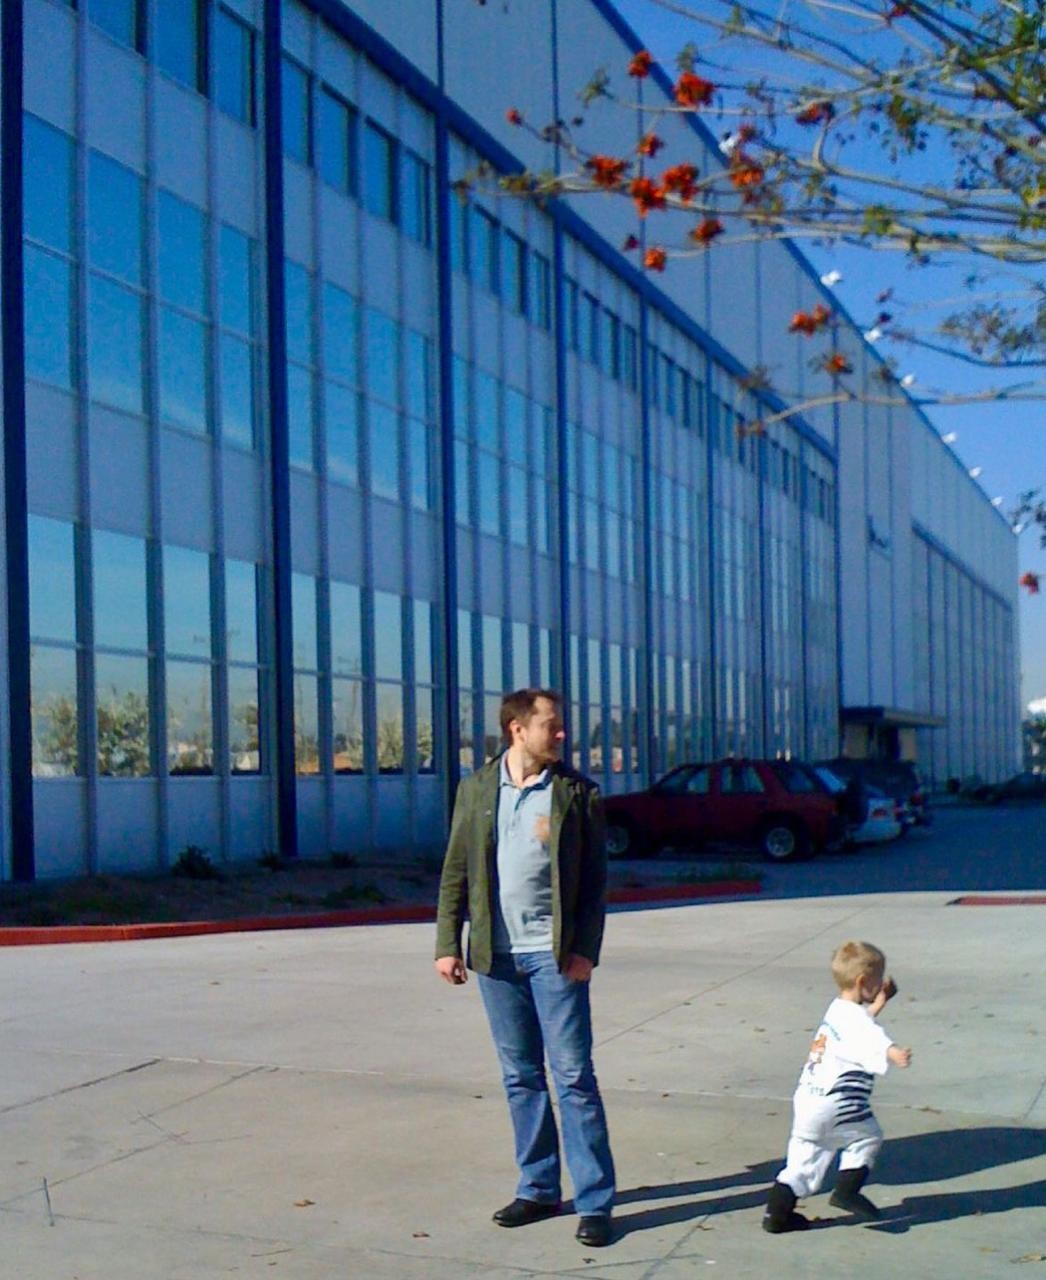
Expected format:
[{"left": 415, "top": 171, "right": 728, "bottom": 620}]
[{"left": 1, "top": 804, "right": 1043, "bottom": 1279}]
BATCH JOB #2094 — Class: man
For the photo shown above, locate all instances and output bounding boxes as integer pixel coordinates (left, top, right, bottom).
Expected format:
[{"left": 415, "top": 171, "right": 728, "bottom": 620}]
[{"left": 434, "top": 688, "right": 616, "bottom": 1248}]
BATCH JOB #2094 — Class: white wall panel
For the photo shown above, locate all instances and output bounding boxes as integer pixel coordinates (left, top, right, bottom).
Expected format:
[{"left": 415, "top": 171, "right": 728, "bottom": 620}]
[
  {"left": 32, "top": 781, "right": 88, "bottom": 878},
  {"left": 96, "top": 779, "right": 160, "bottom": 872},
  {"left": 289, "top": 471, "right": 321, "bottom": 573},
  {"left": 222, "top": 449, "right": 266, "bottom": 564},
  {"left": 89, "top": 411, "right": 150, "bottom": 536},
  {"left": 84, "top": 32, "right": 145, "bottom": 168},
  {"left": 213, "top": 118, "right": 260, "bottom": 234},
  {"left": 326, "top": 484, "right": 366, "bottom": 584},
  {"left": 154, "top": 83, "right": 209, "bottom": 208},
  {"left": 166, "top": 780, "right": 222, "bottom": 864},
  {"left": 161, "top": 431, "right": 215, "bottom": 551},
  {"left": 24, "top": 0, "right": 76, "bottom": 132},
  {"left": 27, "top": 390, "right": 79, "bottom": 520}
]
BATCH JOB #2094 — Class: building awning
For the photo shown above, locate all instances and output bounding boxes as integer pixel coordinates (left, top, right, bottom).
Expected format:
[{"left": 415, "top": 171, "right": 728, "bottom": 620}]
[{"left": 841, "top": 705, "right": 946, "bottom": 729}]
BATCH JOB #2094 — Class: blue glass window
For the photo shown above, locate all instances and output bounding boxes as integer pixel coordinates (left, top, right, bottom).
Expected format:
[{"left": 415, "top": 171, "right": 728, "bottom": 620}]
[
  {"left": 325, "top": 381, "right": 358, "bottom": 485},
  {"left": 454, "top": 443, "right": 470, "bottom": 525},
  {"left": 225, "top": 559, "right": 258, "bottom": 664},
  {"left": 471, "top": 209, "right": 499, "bottom": 295},
  {"left": 88, "top": 277, "right": 144, "bottom": 413},
  {"left": 158, "top": 191, "right": 206, "bottom": 314},
  {"left": 294, "top": 676, "right": 320, "bottom": 773},
  {"left": 502, "top": 232, "right": 527, "bottom": 315},
  {"left": 323, "top": 283, "right": 358, "bottom": 385},
  {"left": 87, "top": 0, "right": 143, "bottom": 52},
  {"left": 477, "top": 452, "right": 500, "bottom": 536},
  {"left": 282, "top": 57, "right": 312, "bottom": 164},
  {"left": 23, "top": 115, "right": 73, "bottom": 253},
  {"left": 474, "top": 370, "right": 499, "bottom": 452},
  {"left": 24, "top": 247, "right": 74, "bottom": 389},
  {"left": 449, "top": 193, "right": 468, "bottom": 273},
  {"left": 401, "top": 150, "right": 432, "bottom": 245},
  {"left": 373, "top": 591, "right": 403, "bottom": 681},
  {"left": 287, "top": 363, "right": 315, "bottom": 469},
  {"left": 291, "top": 573, "right": 318, "bottom": 671},
  {"left": 159, "top": 309, "right": 209, "bottom": 432},
  {"left": 95, "top": 653, "right": 151, "bottom": 776},
  {"left": 167, "top": 658, "right": 213, "bottom": 774},
  {"left": 93, "top": 529, "right": 148, "bottom": 651},
  {"left": 220, "top": 333, "right": 255, "bottom": 447},
  {"left": 213, "top": 7, "right": 256, "bottom": 126},
  {"left": 564, "top": 279, "right": 579, "bottom": 351},
  {"left": 163, "top": 545, "right": 211, "bottom": 660},
  {"left": 508, "top": 466, "right": 528, "bottom": 546},
  {"left": 228, "top": 665, "right": 260, "bottom": 773},
  {"left": 408, "top": 417, "right": 430, "bottom": 510},
  {"left": 332, "top": 676, "right": 364, "bottom": 773},
  {"left": 375, "top": 683, "right": 403, "bottom": 771},
  {"left": 32, "top": 646, "right": 79, "bottom": 777},
  {"left": 362, "top": 121, "right": 397, "bottom": 221},
  {"left": 505, "top": 388, "right": 527, "bottom": 466},
  {"left": 414, "top": 600, "right": 433, "bottom": 685},
  {"left": 368, "top": 402, "right": 400, "bottom": 500},
  {"left": 329, "top": 581, "right": 363, "bottom": 676},
  {"left": 532, "top": 252, "right": 551, "bottom": 330},
  {"left": 623, "top": 325, "right": 638, "bottom": 390},
  {"left": 583, "top": 294, "right": 600, "bottom": 364},
  {"left": 88, "top": 152, "right": 143, "bottom": 285},
  {"left": 284, "top": 261, "right": 313, "bottom": 363},
  {"left": 606, "top": 312, "right": 621, "bottom": 379},
  {"left": 219, "top": 226, "right": 255, "bottom": 334},
  {"left": 365, "top": 308, "right": 399, "bottom": 405},
  {"left": 29, "top": 516, "right": 77, "bottom": 643},
  {"left": 405, "top": 329, "right": 431, "bottom": 420},
  {"left": 317, "top": 87, "right": 356, "bottom": 194},
  {"left": 155, "top": 0, "right": 203, "bottom": 89}
]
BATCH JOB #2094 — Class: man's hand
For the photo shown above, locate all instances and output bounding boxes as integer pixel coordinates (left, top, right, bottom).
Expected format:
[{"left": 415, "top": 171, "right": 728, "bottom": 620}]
[
  {"left": 563, "top": 954, "right": 594, "bottom": 982},
  {"left": 435, "top": 956, "right": 468, "bottom": 985},
  {"left": 888, "top": 1044, "right": 912, "bottom": 1068}
]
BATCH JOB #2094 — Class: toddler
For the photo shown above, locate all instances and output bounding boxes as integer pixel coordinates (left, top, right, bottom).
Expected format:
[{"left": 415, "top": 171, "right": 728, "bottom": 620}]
[{"left": 762, "top": 940, "right": 912, "bottom": 1233}]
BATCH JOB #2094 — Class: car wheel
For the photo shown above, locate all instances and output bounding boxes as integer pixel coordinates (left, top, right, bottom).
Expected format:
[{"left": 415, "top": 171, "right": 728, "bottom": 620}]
[
  {"left": 605, "top": 817, "right": 639, "bottom": 859},
  {"left": 759, "top": 818, "right": 809, "bottom": 863}
]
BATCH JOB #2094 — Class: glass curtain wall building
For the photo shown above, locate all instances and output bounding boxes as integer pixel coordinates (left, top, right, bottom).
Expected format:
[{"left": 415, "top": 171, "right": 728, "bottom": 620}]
[{"left": 2, "top": 0, "right": 1017, "bottom": 879}]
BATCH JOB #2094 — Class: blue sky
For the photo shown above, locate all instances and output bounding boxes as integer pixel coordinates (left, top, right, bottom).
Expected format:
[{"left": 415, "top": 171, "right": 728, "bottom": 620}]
[{"left": 609, "top": 0, "right": 1045, "bottom": 710}]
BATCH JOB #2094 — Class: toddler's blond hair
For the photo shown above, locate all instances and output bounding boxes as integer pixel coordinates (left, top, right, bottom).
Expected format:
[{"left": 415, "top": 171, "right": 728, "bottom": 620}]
[{"left": 831, "top": 940, "right": 885, "bottom": 991}]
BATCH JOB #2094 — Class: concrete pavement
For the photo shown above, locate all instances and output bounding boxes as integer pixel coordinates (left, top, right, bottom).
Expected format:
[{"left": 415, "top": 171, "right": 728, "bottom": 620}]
[{"left": 1, "top": 814, "right": 1044, "bottom": 1279}]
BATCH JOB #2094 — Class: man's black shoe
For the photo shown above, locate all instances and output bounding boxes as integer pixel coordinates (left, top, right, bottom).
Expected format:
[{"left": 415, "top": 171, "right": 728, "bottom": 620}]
[
  {"left": 492, "top": 1198, "right": 560, "bottom": 1228},
  {"left": 575, "top": 1215, "right": 612, "bottom": 1247}
]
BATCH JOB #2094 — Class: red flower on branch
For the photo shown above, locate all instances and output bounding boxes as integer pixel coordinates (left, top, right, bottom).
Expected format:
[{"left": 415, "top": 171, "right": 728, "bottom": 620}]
[
  {"left": 795, "top": 101, "right": 834, "bottom": 126},
  {"left": 505, "top": 108, "right": 523, "bottom": 126},
  {"left": 661, "top": 162, "right": 699, "bottom": 202},
  {"left": 628, "top": 49, "right": 653, "bottom": 78},
  {"left": 637, "top": 131, "right": 665, "bottom": 158},
  {"left": 689, "top": 217, "right": 724, "bottom": 246},
  {"left": 674, "top": 72, "right": 715, "bottom": 108},
  {"left": 1020, "top": 571, "right": 1041, "bottom": 595},
  {"left": 789, "top": 305, "right": 832, "bottom": 335},
  {"left": 629, "top": 176, "right": 667, "bottom": 217},
  {"left": 622, "top": 234, "right": 640, "bottom": 252},
  {"left": 586, "top": 154, "right": 630, "bottom": 188},
  {"left": 824, "top": 352, "right": 853, "bottom": 375},
  {"left": 729, "top": 153, "right": 765, "bottom": 189},
  {"left": 644, "top": 246, "right": 668, "bottom": 272}
]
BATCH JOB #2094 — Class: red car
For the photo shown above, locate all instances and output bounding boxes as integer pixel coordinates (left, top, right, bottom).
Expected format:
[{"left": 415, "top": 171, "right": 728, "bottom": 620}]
[{"left": 603, "top": 759, "right": 847, "bottom": 862}]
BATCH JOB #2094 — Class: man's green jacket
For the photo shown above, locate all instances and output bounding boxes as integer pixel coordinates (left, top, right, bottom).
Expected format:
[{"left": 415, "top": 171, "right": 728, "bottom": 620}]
[{"left": 434, "top": 757, "right": 608, "bottom": 974}]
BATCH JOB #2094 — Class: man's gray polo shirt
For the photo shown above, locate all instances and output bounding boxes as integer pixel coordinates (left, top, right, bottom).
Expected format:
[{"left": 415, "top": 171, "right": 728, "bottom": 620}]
[{"left": 491, "top": 753, "right": 555, "bottom": 954}]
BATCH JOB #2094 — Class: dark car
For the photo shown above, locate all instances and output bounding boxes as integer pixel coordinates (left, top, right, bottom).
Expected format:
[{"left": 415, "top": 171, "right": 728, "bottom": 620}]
[
  {"left": 603, "top": 758, "right": 847, "bottom": 863},
  {"left": 972, "top": 772, "right": 1046, "bottom": 804},
  {"left": 816, "top": 759, "right": 931, "bottom": 830}
]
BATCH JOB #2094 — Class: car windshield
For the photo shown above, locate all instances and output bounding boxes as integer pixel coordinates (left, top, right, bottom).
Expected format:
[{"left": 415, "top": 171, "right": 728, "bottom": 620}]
[{"left": 812, "top": 766, "right": 847, "bottom": 795}]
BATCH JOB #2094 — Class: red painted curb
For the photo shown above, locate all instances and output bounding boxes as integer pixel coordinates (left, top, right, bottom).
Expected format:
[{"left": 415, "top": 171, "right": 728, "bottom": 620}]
[
  {"left": 949, "top": 894, "right": 1046, "bottom": 906},
  {"left": 0, "top": 881, "right": 760, "bottom": 946}
]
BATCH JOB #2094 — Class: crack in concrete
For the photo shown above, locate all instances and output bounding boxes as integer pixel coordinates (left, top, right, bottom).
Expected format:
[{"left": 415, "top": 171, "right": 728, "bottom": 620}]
[{"left": 0, "top": 1059, "right": 161, "bottom": 1116}]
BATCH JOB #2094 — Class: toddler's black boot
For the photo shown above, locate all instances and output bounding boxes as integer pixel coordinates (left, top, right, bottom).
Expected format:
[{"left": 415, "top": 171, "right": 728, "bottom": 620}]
[
  {"left": 830, "top": 1167, "right": 880, "bottom": 1220},
  {"left": 761, "top": 1181, "right": 810, "bottom": 1233}
]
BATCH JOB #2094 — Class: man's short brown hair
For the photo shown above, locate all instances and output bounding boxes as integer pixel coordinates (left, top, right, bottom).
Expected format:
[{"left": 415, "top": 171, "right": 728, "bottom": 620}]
[
  {"left": 499, "top": 688, "right": 562, "bottom": 744},
  {"left": 831, "top": 940, "right": 886, "bottom": 991}
]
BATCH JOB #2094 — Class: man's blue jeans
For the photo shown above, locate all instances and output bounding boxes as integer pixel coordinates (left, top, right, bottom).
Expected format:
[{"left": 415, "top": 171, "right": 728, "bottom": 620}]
[{"left": 477, "top": 950, "right": 615, "bottom": 1217}]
